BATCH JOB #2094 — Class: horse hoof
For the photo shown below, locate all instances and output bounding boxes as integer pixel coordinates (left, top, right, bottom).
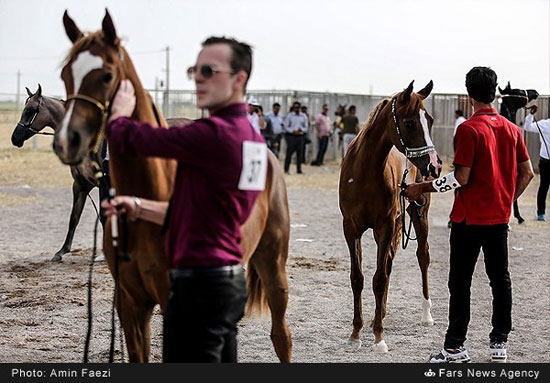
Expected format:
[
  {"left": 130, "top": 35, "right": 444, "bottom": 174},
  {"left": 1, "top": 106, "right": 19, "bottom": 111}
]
[
  {"left": 422, "top": 317, "right": 435, "bottom": 326},
  {"left": 421, "top": 298, "right": 434, "bottom": 326},
  {"left": 517, "top": 218, "right": 525, "bottom": 224},
  {"left": 51, "top": 254, "right": 63, "bottom": 262},
  {"left": 373, "top": 340, "right": 388, "bottom": 353},
  {"left": 347, "top": 337, "right": 362, "bottom": 348},
  {"left": 95, "top": 254, "right": 105, "bottom": 262}
]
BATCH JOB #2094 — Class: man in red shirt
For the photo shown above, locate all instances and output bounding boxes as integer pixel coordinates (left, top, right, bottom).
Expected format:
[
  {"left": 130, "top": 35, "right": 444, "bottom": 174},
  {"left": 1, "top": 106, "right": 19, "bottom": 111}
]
[
  {"left": 404, "top": 67, "right": 534, "bottom": 363},
  {"left": 102, "top": 37, "right": 266, "bottom": 362}
]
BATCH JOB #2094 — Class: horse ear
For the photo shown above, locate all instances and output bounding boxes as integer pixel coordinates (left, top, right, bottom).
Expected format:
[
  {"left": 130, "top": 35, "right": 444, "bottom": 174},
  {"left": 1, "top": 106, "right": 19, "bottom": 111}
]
[
  {"left": 36, "top": 84, "right": 42, "bottom": 97},
  {"left": 401, "top": 80, "right": 414, "bottom": 103},
  {"left": 498, "top": 86, "right": 504, "bottom": 94},
  {"left": 417, "top": 80, "right": 433, "bottom": 100},
  {"left": 25, "top": 87, "right": 33, "bottom": 97},
  {"left": 102, "top": 9, "right": 118, "bottom": 46},
  {"left": 63, "top": 10, "right": 83, "bottom": 43}
]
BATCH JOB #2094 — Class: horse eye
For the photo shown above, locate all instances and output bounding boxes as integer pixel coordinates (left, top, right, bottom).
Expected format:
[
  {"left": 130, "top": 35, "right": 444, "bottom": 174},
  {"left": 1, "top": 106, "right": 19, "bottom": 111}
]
[
  {"left": 403, "top": 118, "right": 415, "bottom": 129},
  {"left": 103, "top": 73, "right": 113, "bottom": 83}
]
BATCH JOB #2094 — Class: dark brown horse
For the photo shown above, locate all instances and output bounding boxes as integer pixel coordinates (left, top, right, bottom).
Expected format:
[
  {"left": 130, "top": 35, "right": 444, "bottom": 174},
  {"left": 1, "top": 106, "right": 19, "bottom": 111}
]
[
  {"left": 10, "top": 86, "right": 187, "bottom": 263},
  {"left": 11, "top": 84, "right": 104, "bottom": 262},
  {"left": 498, "top": 81, "right": 539, "bottom": 224},
  {"left": 53, "top": 10, "right": 291, "bottom": 363},
  {"left": 339, "top": 81, "right": 442, "bottom": 352}
]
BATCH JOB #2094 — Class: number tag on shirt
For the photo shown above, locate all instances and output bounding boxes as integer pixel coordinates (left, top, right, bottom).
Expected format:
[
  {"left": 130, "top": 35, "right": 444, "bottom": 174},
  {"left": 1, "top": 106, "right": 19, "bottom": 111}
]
[{"left": 238, "top": 141, "right": 267, "bottom": 191}]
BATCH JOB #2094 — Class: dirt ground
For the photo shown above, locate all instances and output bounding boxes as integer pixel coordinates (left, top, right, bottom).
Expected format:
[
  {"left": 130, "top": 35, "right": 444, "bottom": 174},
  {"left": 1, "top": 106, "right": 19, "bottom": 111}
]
[{"left": 0, "top": 120, "right": 549, "bottom": 363}]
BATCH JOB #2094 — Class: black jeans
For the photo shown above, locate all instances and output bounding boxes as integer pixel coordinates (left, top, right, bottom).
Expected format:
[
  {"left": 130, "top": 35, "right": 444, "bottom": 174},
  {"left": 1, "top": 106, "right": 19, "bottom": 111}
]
[
  {"left": 284, "top": 134, "right": 305, "bottom": 173},
  {"left": 537, "top": 157, "right": 550, "bottom": 215},
  {"left": 314, "top": 136, "right": 329, "bottom": 165},
  {"left": 444, "top": 222, "right": 511, "bottom": 349},
  {"left": 163, "top": 267, "right": 247, "bottom": 363}
]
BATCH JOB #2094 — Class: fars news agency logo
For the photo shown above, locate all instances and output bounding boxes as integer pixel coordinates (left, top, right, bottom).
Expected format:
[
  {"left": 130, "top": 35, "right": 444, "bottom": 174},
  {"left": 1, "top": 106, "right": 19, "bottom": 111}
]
[{"left": 424, "top": 369, "right": 436, "bottom": 378}]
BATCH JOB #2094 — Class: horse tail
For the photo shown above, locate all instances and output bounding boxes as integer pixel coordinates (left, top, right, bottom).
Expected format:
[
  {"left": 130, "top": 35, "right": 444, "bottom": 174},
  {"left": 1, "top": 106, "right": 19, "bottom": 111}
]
[{"left": 245, "top": 261, "right": 269, "bottom": 316}]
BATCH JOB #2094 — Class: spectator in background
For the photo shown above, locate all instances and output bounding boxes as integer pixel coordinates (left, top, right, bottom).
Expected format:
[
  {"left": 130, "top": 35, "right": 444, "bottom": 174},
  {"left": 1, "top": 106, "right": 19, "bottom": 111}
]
[
  {"left": 283, "top": 101, "right": 308, "bottom": 174},
  {"left": 342, "top": 105, "right": 359, "bottom": 155},
  {"left": 524, "top": 105, "right": 550, "bottom": 221},
  {"left": 311, "top": 104, "right": 331, "bottom": 166},
  {"left": 454, "top": 109, "right": 467, "bottom": 137},
  {"left": 247, "top": 97, "right": 265, "bottom": 134},
  {"left": 301, "top": 105, "right": 311, "bottom": 164},
  {"left": 265, "top": 102, "right": 284, "bottom": 158}
]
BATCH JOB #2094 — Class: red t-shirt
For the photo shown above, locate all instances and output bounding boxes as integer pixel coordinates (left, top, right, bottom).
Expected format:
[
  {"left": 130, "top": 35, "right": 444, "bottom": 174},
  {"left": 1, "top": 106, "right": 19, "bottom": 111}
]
[
  {"left": 108, "top": 103, "right": 265, "bottom": 267},
  {"left": 450, "top": 108, "right": 530, "bottom": 225}
]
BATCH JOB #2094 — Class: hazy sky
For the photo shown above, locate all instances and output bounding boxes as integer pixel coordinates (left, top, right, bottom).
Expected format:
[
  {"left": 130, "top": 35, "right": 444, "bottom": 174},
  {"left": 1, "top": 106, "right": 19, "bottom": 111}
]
[{"left": 0, "top": 0, "right": 549, "bottom": 98}]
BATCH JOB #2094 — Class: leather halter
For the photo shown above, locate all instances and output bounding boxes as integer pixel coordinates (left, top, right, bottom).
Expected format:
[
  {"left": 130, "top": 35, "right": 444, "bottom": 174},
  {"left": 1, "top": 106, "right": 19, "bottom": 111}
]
[
  {"left": 390, "top": 97, "right": 435, "bottom": 159},
  {"left": 17, "top": 96, "right": 54, "bottom": 136},
  {"left": 65, "top": 50, "right": 124, "bottom": 157}
]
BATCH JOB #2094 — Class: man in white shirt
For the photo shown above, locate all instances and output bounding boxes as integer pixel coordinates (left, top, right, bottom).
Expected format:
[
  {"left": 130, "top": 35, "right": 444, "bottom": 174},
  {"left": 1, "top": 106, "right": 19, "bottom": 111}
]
[
  {"left": 524, "top": 105, "right": 550, "bottom": 221},
  {"left": 265, "top": 102, "right": 284, "bottom": 158},
  {"left": 283, "top": 101, "right": 308, "bottom": 174},
  {"left": 453, "top": 109, "right": 467, "bottom": 137},
  {"left": 247, "top": 97, "right": 265, "bottom": 134}
]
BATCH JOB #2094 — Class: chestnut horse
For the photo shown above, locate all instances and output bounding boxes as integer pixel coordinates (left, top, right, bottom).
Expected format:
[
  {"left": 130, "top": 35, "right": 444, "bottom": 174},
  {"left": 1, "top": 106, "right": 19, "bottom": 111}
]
[
  {"left": 339, "top": 81, "right": 442, "bottom": 352},
  {"left": 53, "top": 10, "right": 291, "bottom": 362}
]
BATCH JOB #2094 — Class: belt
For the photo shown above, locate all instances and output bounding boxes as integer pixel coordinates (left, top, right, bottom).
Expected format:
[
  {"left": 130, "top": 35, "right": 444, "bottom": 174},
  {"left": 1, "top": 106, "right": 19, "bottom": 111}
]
[{"left": 170, "top": 264, "right": 243, "bottom": 279}]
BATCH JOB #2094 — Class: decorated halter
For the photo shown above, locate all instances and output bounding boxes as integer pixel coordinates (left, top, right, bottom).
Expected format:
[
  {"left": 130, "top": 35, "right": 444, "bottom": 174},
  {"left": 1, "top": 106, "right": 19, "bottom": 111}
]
[
  {"left": 390, "top": 97, "right": 435, "bottom": 159},
  {"left": 500, "top": 89, "right": 529, "bottom": 101}
]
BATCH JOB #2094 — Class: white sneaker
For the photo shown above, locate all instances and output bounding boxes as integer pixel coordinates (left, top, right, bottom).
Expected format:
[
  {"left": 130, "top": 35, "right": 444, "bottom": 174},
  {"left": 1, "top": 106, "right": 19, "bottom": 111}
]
[
  {"left": 429, "top": 346, "right": 471, "bottom": 363},
  {"left": 490, "top": 341, "right": 507, "bottom": 363}
]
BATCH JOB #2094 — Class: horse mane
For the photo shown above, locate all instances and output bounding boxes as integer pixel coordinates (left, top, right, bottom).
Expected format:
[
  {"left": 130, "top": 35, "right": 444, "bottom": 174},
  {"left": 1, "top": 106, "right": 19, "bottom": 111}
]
[
  {"left": 62, "top": 31, "right": 121, "bottom": 65},
  {"left": 360, "top": 98, "right": 390, "bottom": 134}
]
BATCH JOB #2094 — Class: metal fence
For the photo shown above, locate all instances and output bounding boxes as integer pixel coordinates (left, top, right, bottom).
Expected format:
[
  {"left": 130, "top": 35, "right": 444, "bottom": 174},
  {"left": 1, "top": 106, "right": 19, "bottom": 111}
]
[
  {"left": 148, "top": 89, "right": 550, "bottom": 171},
  {"left": 2, "top": 89, "right": 548, "bottom": 171}
]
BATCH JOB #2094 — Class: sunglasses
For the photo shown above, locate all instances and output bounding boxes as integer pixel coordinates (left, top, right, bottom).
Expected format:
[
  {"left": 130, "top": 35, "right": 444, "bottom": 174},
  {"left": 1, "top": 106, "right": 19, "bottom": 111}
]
[{"left": 187, "top": 65, "right": 235, "bottom": 80}]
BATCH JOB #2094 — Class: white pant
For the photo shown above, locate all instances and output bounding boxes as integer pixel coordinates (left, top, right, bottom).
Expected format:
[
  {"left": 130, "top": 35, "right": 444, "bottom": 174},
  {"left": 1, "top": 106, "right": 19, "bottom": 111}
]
[{"left": 343, "top": 133, "right": 357, "bottom": 156}]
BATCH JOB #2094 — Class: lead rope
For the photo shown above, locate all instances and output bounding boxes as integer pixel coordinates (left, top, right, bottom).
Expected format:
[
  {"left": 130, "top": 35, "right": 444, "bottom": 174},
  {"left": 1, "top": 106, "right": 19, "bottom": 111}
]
[{"left": 399, "top": 164, "right": 427, "bottom": 249}]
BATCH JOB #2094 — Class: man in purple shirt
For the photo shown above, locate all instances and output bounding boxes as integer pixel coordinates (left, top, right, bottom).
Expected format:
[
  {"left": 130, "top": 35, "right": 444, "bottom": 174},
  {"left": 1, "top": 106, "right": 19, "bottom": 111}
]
[{"left": 102, "top": 37, "right": 267, "bottom": 363}]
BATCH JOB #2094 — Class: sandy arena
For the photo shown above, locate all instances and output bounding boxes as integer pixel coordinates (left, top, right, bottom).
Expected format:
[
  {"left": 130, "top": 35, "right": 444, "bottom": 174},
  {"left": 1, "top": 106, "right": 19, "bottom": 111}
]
[{"left": 0, "top": 120, "right": 548, "bottom": 363}]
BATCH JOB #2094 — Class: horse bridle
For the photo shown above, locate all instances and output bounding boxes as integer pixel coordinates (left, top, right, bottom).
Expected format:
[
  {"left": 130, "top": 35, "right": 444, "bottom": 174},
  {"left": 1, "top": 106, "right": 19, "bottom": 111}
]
[
  {"left": 390, "top": 97, "right": 435, "bottom": 159},
  {"left": 17, "top": 96, "right": 55, "bottom": 136},
  {"left": 65, "top": 69, "right": 122, "bottom": 157},
  {"left": 500, "top": 89, "right": 529, "bottom": 101}
]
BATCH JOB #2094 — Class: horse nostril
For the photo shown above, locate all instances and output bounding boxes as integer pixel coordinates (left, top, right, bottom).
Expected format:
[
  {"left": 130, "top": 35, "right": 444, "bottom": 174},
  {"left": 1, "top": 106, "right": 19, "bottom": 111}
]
[{"left": 68, "top": 130, "right": 81, "bottom": 149}]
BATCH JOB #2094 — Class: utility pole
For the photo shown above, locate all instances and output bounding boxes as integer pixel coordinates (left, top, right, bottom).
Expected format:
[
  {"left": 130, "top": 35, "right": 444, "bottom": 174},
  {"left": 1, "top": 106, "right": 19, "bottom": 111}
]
[
  {"left": 154, "top": 76, "right": 159, "bottom": 106},
  {"left": 163, "top": 46, "right": 170, "bottom": 117}
]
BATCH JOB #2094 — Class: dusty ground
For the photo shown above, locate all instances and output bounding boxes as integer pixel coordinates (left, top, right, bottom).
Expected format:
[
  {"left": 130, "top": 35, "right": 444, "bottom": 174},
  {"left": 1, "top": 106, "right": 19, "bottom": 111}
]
[{"left": 0, "top": 119, "right": 549, "bottom": 363}]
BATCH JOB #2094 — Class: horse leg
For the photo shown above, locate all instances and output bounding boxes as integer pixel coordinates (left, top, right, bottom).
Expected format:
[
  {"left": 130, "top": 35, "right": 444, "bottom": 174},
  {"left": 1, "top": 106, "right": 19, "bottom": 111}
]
[
  {"left": 52, "top": 179, "right": 92, "bottom": 262},
  {"left": 343, "top": 220, "right": 364, "bottom": 346},
  {"left": 408, "top": 198, "right": 434, "bottom": 326},
  {"left": 116, "top": 267, "right": 155, "bottom": 363},
  {"left": 513, "top": 200, "right": 524, "bottom": 224},
  {"left": 371, "top": 224, "right": 396, "bottom": 353},
  {"left": 249, "top": 247, "right": 292, "bottom": 363}
]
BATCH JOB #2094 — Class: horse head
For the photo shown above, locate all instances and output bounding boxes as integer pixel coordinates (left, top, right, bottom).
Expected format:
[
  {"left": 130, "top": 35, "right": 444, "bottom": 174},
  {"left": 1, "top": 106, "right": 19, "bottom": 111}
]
[
  {"left": 390, "top": 80, "right": 442, "bottom": 180},
  {"left": 498, "top": 82, "right": 539, "bottom": 123},
  {"left": 334, "top": 104, "right": 347, "bottom": 117},
  {"left": 54, "top": 9, "right": 131, "bottom": 165},
  {"left": 11, "top": 84, "right": 50, "bottom": 147}
]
